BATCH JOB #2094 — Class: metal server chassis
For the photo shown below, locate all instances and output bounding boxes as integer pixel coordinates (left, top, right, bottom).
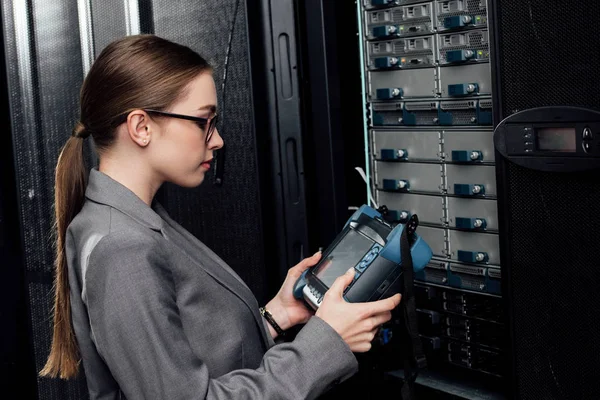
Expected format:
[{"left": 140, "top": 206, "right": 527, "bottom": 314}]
[{"left": 357, "top": 0, "right": 506, "bottom": 394}]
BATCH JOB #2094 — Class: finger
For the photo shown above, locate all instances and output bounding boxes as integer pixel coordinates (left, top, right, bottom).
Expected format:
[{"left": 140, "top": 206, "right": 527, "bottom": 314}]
[
  {"left": 351, "top": 342, "right": 372, "bottom": 353},
  {"left": 298, "top": 250, "right": 322, "bottom": 269},
  {"left": 289, "top": 251, "right": 322, "bottom": 277},
  {"left": 369, "top": 326, "right": 380, "bottom": 338},
  {"left": 328, "top": 267, "right": 356, "bottom": 297},
  {"left": 360, "top": 293, "right": 402, "bottom": 315},
  {"left": 351, "top": 331, "right": 379, "bottom": 346},
  {"left": 369, "top": 311, "right": 392, "bottom": 328},
  {"left": 306, "top": 250, "right": 322, "bottom": 265}
]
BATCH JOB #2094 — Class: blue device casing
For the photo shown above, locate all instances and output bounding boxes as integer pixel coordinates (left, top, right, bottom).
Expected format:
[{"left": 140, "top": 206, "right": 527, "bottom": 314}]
[{"left": 293, "top": 205, "right": 433, "bottom": 309}]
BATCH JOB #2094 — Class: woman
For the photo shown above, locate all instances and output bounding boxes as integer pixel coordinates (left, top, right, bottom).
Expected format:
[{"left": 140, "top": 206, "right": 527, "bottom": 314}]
[{"left": 40, "top": 34, "right": 401, "bottom": 400}]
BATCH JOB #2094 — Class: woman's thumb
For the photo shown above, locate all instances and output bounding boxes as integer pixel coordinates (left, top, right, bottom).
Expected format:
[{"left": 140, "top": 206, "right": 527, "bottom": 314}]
[{"left": 330, "top": 267, "right": 356, "bottom": 297}]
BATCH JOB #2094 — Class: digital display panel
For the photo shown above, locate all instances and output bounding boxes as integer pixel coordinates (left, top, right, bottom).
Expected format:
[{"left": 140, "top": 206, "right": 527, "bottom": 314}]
[
  {"left": 536, "top": 127, "right": 576, "bottom": 152},
  {"left": 314, "top": 229, "right": 374, "bottom": 287}
]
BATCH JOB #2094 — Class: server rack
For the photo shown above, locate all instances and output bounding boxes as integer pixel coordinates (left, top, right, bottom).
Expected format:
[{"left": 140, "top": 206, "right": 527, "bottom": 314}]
[{"left": 356, "top": 0, "right": 506, "bottom": 397}]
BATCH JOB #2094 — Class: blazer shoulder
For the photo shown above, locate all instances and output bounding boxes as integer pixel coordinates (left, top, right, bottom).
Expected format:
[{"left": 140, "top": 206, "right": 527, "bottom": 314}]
[
  {"left": 68, "top": 200, "right": 166, "bottom": 273},
  {"left": 70, "top": 200, "right": 158, "bottom": 239},
  {"left": 85, "top": 227, "right": 170, "bottom": 292},
  {"left": 68, "top": 201, "right": 112, "bottom": 239}
]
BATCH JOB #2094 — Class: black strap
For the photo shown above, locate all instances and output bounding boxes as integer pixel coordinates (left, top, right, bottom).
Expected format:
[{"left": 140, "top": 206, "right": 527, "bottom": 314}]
[
  {"left": 399, "top": 215, "right": 426, "bottom": 400},
  {"left": 259, "top": 307, "right": 286, "bottom": 337}
]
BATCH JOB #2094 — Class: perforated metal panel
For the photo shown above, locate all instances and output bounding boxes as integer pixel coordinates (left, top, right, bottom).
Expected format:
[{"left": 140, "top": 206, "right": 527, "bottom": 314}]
[
  {"left": 90, "top": 0, "right": 128, "bottom": 55},
  {"left": 495, "top": 1, "right": 600, "bottom": 118},
  {"left": 149, "top": 0, "right": 268, "bottom": 301},
  {"left": 2, "top": 1, "right": 88, "bottom": 397},
  {"left": 3, "top": 0, "right": 83, "bottom": 275},
  {"left": 492, "top": 1, "right": 600, "bottom": 398},
  {"left": 505, "top": 163, "right": 600, "bottom": 399}
]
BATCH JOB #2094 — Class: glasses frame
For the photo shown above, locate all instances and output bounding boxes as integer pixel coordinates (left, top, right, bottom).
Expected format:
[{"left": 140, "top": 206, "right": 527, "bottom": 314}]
[{"left": 143, "top": 109, "right": 218, "bottom": 143}]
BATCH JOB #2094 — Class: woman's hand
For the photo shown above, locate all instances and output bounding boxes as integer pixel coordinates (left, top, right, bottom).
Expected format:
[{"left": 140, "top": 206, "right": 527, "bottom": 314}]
[
  {"left": 316, "top": 267, "right": 401, "bottom": 352},
  {"left": 263, "top": 251, "right": 322, "bottom": 338}
]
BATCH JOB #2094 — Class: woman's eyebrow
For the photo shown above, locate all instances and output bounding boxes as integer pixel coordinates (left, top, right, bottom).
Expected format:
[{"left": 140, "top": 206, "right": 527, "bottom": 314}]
[{"left": 197, "top": 105, "right": 217, "bottom": 112}]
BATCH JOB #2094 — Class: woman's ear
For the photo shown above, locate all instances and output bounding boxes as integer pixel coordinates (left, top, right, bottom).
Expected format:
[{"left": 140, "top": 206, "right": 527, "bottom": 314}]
[{"left": 126, "top": 110, "right": 152, "bottom": 147}]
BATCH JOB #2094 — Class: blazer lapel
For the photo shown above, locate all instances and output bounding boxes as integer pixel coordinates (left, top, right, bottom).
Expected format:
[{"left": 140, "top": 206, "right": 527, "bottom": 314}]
[{"left": 154, "top": 203, "right": 271, "bottom": 347}]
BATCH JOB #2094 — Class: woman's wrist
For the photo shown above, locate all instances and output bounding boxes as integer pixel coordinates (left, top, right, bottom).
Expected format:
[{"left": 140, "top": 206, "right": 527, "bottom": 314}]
[
  {"left": 260, "top": 307, "right": 286, "bottom": 338},
  {"left": 263, "top": 299, "right": 290, "bottom": 338}
]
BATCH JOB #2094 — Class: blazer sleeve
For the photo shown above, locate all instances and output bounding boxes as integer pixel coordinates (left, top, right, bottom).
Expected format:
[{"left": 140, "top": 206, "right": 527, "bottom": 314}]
[{"left": 85, "top": 231, "right": 358, "bottom": 400}]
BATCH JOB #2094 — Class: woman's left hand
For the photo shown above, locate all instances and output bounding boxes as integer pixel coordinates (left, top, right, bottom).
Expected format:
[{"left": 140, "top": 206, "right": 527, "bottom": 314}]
[{"left": 263, "top": 251, "right": 322, "bottom": 338}]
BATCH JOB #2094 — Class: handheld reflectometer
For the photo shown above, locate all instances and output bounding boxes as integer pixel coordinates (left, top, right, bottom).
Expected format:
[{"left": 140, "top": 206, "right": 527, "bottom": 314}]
[{"left": 293, "top": 205, "right": 433, "bottom": 309}]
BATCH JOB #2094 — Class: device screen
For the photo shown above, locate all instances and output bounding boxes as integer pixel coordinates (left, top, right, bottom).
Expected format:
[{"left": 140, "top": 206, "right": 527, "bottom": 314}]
[
  {"left": 314, "top": 228, "right": 374, "bottom": 288},
  {"left": 536, "top": 127, "right": 576, "bottom": 152}
]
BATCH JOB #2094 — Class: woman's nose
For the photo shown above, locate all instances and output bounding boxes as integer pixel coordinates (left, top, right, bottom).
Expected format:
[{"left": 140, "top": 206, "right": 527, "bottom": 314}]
[{"left": 208, "top": 128, "right": 224, "bottom": 150}]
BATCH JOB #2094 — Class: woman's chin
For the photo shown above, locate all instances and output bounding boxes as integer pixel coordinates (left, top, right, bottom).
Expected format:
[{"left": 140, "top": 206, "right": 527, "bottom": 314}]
[{"left": 174, "top": 171, "right": 206, "bottom": 188}]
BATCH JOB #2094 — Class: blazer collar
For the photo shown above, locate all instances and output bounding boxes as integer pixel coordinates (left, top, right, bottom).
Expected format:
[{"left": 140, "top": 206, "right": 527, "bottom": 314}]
[{"left": 85, "top": 168, "right": 163, "bottom": 231}]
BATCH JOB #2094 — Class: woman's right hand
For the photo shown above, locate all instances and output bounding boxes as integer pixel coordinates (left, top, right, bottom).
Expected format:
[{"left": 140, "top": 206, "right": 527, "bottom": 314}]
[{"left": 315, "top": 267, "right": 401, "bottom": 353}]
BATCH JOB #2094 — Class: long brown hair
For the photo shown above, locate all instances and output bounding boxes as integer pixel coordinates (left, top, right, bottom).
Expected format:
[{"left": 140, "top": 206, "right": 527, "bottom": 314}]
[{"left": 40, "top": 34, "right": 211, "bottom": 379}]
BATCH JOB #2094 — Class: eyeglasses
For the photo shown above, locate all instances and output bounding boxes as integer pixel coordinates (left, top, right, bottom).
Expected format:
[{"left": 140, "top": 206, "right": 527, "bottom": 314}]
[{"left": 144, "top": 109, "right": 219, "bottom": 143}]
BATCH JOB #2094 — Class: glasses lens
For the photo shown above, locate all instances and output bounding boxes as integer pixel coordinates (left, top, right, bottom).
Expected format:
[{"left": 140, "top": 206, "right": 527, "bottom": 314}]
[{"left": 206, "top": 114, "right": 218, "bottom": 143}]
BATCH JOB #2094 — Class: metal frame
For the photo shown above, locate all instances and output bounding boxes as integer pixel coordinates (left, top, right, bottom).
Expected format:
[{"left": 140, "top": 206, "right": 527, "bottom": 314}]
[
  {"left": 77, "top": 0, "right": 95, "bottom": 75},
  {"left": 0, "top": 1, "right": 39, "bottom": 397},
  {"left": 246, "top": 0, "right": 310, "bottom": 284},
  {"left": 487, "top": 0, "right": 517, "bottom": 396},
  {"left": 296, "top": 0, "right": 367, "bottom": 250},
  {"left": 124, "top": 0, "right": 141, "bottom": 35}
]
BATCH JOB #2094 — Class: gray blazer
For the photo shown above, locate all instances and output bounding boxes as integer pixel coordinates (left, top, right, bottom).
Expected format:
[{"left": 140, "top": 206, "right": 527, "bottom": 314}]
[{"left": 66, "top": 169, "right": 358, "bottom": 400}]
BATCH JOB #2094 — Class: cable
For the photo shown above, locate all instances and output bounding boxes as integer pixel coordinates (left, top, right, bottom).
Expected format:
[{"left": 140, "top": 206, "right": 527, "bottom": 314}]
[
  {"left": 354, "top": 167, "right": 379, "bottom": 209},
  {"left": 213, "top": 0, "right": 241, "bottom": 186},
  {"left": 355, "top": 0, "right": 372, "bottom": 208}
]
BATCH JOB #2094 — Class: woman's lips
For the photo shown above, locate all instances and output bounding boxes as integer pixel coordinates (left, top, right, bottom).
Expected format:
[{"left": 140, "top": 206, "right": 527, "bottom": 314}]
[{"left": 201, "top": 158, "right": 213, "bottom": 169}]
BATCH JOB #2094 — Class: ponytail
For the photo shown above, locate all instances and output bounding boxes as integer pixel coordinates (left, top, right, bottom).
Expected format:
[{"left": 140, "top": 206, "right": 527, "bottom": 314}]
[{"left": 40, "top": 124, "right": 88, "bottom": 379}]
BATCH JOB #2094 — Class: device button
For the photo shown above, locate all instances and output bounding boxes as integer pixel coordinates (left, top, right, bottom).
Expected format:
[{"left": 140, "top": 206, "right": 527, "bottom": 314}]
[
  {"left": 355, "top": 262, "right": 365, "bottom": 272},
  {"left": 583, "top": 141, "right": 591, "bottom": 153},
  {"left": 583, "top": 127, "right": 593, "bottom": 140}
]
